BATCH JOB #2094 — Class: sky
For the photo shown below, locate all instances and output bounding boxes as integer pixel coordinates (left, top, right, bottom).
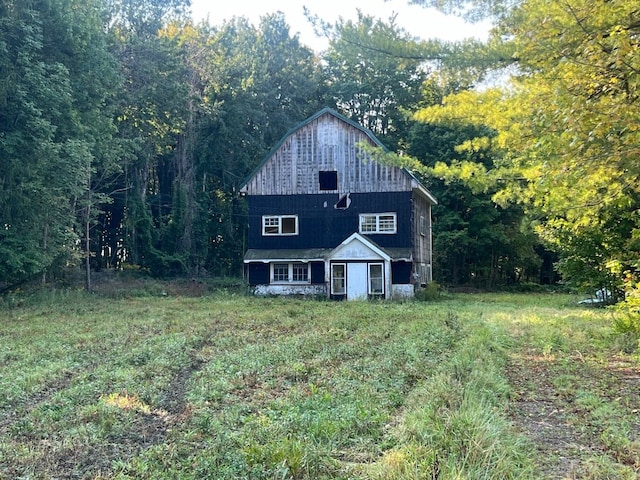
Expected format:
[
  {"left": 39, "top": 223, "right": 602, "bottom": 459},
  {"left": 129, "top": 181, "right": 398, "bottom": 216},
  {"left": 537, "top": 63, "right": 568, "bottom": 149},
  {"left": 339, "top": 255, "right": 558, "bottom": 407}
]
[{"left": 189, "top": 0, "right": 491, "bottom": 52}]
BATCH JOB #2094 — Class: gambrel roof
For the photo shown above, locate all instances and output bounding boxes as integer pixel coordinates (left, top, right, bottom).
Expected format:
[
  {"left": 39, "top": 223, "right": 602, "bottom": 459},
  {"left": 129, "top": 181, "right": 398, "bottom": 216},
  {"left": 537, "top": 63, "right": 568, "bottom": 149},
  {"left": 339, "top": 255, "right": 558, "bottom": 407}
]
[{"left": 239, "top": 107, "right": 436, "bottom": 205}]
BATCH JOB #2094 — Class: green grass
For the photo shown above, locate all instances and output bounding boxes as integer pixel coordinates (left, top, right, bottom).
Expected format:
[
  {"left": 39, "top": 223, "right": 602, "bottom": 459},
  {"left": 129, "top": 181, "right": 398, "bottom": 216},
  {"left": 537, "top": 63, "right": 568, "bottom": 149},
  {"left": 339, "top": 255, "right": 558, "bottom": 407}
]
[{"left": 0, "top": 290, "right": 637, "bottom": 479}]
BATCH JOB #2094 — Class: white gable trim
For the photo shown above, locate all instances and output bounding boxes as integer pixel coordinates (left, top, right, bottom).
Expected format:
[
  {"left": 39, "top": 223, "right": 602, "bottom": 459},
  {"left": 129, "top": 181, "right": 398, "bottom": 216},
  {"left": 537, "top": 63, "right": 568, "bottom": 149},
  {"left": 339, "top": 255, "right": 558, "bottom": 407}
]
[{"left": 328, "top": 233, "right": 391, "bottom": 261}]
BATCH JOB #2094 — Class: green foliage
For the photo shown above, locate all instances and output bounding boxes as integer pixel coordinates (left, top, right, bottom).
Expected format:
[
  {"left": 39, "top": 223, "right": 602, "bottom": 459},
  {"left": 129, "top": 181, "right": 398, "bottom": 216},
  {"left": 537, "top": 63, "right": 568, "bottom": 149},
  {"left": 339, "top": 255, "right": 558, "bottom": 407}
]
[
  {"left": 319, "top": 12, "right": 429, "bottom": 150},
  {"left": 414, "top": 281, "right": 443, "bottom": 301},
  {"left": 412, "top": 0, "right": 640, "bottom": 300},
  {"left": 0, "top": 0, "right": 121, "bottom": 287},
  {"left": 406, "top": 117, "right": 546, "bottom": 287}
]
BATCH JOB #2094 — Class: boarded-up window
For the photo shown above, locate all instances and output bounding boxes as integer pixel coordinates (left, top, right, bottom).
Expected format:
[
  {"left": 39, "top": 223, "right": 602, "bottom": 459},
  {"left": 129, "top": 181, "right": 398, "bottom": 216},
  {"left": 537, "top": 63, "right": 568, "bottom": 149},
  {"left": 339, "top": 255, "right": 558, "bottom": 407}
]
[
  {"left": 281, "top": 216, "right": 297, "bottom": 234},
  {"left": 319, "top": 171, "right": 338, "bottom": 190}
]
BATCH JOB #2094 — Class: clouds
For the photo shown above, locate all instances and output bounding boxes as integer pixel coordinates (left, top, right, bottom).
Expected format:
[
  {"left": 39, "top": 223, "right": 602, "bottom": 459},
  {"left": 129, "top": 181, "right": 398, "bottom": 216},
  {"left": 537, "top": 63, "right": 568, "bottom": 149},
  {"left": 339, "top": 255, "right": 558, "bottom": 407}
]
[{"left": 190, "top": 0, "right": 490, "bottom": 52}]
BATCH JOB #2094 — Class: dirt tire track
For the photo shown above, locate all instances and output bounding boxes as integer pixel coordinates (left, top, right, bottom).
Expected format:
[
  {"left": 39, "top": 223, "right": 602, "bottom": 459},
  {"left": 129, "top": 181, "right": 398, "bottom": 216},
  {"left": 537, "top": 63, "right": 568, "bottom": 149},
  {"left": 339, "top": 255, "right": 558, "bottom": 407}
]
[
  {"left": 0, "top": 371, "right": 75, "bottom": 436},
  {"left": 2, "top": 334, "right": 215, "bottom": 480},
  {"left": 506, "top": 355, "right": 597, "bottom": 478},
  {"left": 506, "top": 348, "right": 640, "bottom": 479}
]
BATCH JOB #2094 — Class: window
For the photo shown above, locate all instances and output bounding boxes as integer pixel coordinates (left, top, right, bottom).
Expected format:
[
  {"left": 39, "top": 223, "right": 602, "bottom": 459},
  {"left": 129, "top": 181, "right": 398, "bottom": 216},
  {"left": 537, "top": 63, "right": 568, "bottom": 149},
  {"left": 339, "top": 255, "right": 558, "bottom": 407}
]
[
  {"left": 359, "top": 213, "right": 397, "bottom": 234},
  {"left": 262, "top": 215, "right": 298, "bottom": 236},
  {"left": 419, "top": 215, "right": 427, "bottom": 236},
  {"left": 272, "top": 263, "right": 289, "bottom": 282},
  {"left": 331, "top": 263, "right": 346, "bottom": 295},
  {"left": 271, "top": 263, "right": 309, "bottom": 283},
  {"left": 319, "top": 171, "right": 338, "bottom": 190},
  {"left": 292, "top": 263, "right": 308, "bottom": 282},
  {"left": 369, "top": 263, "right": 384, "bottom": 296}
]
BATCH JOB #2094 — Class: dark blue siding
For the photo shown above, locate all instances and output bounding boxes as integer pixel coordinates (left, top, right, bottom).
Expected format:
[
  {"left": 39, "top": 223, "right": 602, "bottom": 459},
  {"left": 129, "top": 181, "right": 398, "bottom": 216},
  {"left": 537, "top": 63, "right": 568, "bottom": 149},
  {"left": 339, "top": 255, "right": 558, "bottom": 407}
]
[
  {"left": 248, "top": 263, "right": 269, "bottom": 286},
  {"left": 310, "top": 262, "right": 325, "bottom": 284},
  {"left": 248, "top": 192, "right": 412, "bottom": 250}
]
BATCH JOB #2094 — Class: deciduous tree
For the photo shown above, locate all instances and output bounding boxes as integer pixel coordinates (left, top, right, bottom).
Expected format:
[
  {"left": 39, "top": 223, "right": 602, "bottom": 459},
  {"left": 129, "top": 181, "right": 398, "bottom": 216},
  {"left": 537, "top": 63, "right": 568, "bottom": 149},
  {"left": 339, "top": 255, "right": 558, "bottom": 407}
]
[{"left": 412, "top": 0, "right": 640, "bottom": 296}]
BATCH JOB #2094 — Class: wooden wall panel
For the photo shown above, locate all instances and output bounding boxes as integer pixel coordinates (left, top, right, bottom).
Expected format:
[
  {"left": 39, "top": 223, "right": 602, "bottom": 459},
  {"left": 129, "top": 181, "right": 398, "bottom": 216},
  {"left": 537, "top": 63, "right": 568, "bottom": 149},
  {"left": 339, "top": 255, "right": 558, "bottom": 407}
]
[{"left": 244, "top": 112, "right": 414, "bottom": 196}]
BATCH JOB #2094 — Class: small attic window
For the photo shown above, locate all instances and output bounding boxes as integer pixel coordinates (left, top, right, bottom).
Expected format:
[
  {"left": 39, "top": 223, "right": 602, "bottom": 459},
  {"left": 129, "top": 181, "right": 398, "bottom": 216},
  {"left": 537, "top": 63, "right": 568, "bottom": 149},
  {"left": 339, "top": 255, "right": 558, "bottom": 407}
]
[{"left": 319, "top": 171, "right": 338, "bottom": 191}]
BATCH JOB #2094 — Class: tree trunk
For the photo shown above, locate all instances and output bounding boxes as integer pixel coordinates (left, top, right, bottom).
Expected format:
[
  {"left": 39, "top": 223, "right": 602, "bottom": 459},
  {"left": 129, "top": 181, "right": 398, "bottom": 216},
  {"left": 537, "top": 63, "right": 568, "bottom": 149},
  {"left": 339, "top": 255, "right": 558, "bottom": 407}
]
[
  {"left": 85, "top": 200, "right": 91, "bottom": 292},
  {"left": 41, "top": 220, "right": 49, "bottom": 285}
]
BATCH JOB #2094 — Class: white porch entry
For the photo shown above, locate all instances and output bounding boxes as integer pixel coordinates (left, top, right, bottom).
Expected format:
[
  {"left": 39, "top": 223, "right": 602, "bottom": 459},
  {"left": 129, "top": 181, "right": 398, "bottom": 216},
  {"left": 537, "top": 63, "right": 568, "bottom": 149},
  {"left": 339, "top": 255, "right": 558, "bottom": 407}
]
[
  {"left": 328, "top": 233, "right": 392, "bottom": 301},
  {"left": 346, "top": 263, "right": 368, "bottom": 300}
]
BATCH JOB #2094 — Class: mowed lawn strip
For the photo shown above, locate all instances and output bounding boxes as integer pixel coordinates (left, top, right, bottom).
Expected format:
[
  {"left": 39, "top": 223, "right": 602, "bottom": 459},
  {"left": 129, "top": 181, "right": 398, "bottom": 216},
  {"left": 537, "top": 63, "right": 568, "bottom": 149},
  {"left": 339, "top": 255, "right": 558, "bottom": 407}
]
[{"left": 1, "top": 291, "right": 636, "bottom": 479}]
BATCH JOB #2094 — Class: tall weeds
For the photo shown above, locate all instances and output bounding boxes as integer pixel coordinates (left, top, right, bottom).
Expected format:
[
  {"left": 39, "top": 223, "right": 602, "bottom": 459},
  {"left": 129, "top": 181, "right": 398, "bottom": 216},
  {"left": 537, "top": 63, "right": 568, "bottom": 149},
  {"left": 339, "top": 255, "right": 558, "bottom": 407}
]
[{"left": 368, "top": 313, "right": 535, "bottom": 479}]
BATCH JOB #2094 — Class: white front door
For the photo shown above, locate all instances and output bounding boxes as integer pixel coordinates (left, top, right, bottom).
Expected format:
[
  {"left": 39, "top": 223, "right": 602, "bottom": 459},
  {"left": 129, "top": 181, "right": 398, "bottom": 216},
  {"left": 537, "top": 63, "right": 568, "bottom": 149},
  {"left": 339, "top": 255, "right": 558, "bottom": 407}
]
[{"left": 347, "top": 263, "right": 367, "bottom": 300}]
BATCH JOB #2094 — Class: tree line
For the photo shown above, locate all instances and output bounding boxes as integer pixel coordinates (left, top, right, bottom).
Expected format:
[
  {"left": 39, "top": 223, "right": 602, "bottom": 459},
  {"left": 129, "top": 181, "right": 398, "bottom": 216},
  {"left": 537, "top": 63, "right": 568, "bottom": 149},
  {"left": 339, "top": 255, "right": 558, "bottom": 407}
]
[{"left": 1, "top": 0, "right": 637, "bottom": 303}]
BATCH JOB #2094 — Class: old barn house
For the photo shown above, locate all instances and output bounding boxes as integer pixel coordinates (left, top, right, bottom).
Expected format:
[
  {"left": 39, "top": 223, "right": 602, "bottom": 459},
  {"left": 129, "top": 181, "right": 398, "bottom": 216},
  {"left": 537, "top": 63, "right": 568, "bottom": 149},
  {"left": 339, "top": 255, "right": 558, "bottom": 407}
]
[{"left": 240, "top": 108, "right": 437, "bottom": 300}]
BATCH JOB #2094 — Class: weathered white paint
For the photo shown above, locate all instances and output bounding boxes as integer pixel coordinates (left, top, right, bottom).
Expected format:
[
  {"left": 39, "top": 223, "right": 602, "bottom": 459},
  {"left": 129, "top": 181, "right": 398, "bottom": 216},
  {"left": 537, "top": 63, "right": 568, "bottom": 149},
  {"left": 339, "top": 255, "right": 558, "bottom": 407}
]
[
  {"left": 252, "top": 284, "right": 327, "bottom": 297},
  {"left": 326, "top": 233, "right": 394, "bottom": 300},
  {"left": 347, "top": 263, "right": 368, "bottom": 300},
  {"left": 330, "top": 233, "right": 390, "bottom": 261},
  {"left": 392, "top": 284, "right": 415, "bottom": 299}
]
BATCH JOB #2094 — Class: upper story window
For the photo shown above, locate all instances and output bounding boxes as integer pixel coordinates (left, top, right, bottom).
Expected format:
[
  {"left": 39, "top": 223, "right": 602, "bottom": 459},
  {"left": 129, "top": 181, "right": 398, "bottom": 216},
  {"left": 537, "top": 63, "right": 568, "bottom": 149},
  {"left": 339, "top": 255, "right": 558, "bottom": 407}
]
[
  {"left": 359, "top": 213, "right": 397, "bottom": 234},
  {"left": 262, "top": 215, "right": 298, "bottom": 236}
]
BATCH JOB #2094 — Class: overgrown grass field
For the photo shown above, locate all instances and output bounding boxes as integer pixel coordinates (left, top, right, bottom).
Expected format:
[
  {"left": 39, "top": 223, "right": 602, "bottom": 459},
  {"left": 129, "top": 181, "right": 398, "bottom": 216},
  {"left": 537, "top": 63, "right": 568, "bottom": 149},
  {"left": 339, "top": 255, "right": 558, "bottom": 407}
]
[{"left": 0, "top": 291, "right": 638, "bottom": 479}]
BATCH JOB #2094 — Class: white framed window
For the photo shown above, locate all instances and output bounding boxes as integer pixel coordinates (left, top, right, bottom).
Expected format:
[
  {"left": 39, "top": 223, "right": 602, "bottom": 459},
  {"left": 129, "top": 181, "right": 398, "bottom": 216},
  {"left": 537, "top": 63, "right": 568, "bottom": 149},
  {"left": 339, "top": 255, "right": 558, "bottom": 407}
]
[
  {"left": 331, "top": 263, "right": 346, "bottom": 295},
  {"left": 419, "top": 215, "right": 427, "bottom": 236},
  {"left": 270, "top": 263, "right": 309, "bottom": 283},
  {"left": 359, "top": 213, "right": 397, "bottom": 234},
  {"left": 272, "top": 263, "right": 289, "bottom": 282},
  {"left": 368, "top": 263, "right": 384, "bottom": 296},
  {"left": 292, "top": 263, "right": 308, "bottom": 282},
  {"left": 262, "top": 215, "right": 298, "bottom": 236}
]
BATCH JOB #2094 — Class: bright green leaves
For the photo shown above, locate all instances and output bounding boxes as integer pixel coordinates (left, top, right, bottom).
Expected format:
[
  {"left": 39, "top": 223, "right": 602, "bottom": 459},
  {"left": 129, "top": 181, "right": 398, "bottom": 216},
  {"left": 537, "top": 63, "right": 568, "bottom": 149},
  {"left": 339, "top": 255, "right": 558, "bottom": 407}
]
[{"left": 411, "top": 0, "right": 640, "bottom": 295}]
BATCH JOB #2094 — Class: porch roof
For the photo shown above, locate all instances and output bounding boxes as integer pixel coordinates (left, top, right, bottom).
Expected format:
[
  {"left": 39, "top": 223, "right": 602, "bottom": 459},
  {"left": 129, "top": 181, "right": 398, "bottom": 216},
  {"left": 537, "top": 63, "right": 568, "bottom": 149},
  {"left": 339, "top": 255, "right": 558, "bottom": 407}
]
[
  {"left": 244, "top": 247, "right": 412, "bottom": 263},
  {"left": 244, "top": 248, "right": 332, "bottom": 263}
]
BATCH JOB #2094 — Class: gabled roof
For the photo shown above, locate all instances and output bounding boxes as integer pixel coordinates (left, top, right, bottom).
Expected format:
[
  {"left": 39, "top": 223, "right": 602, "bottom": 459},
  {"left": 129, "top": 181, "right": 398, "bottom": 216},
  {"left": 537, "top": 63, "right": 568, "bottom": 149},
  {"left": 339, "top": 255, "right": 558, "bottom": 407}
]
[
  {"left": 239, "top": 107, "right": 437, "bottom": 205},
  {"left": 329, "top": 232, "right": 391, "bottom": 261},
  {"left": 239, "top": 107, "right": 386, "bottom": 193}
]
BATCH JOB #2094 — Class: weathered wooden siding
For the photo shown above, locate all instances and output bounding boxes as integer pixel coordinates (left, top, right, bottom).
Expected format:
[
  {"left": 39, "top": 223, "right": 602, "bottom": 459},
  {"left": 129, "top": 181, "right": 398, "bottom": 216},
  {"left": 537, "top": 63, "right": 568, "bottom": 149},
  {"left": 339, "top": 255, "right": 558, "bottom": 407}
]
[
  {"left": 411, "top": 193, "right": 433, "bottom": 283},
  {"left": 243, "top": 112, "right": 414, "bottom": 196}
]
